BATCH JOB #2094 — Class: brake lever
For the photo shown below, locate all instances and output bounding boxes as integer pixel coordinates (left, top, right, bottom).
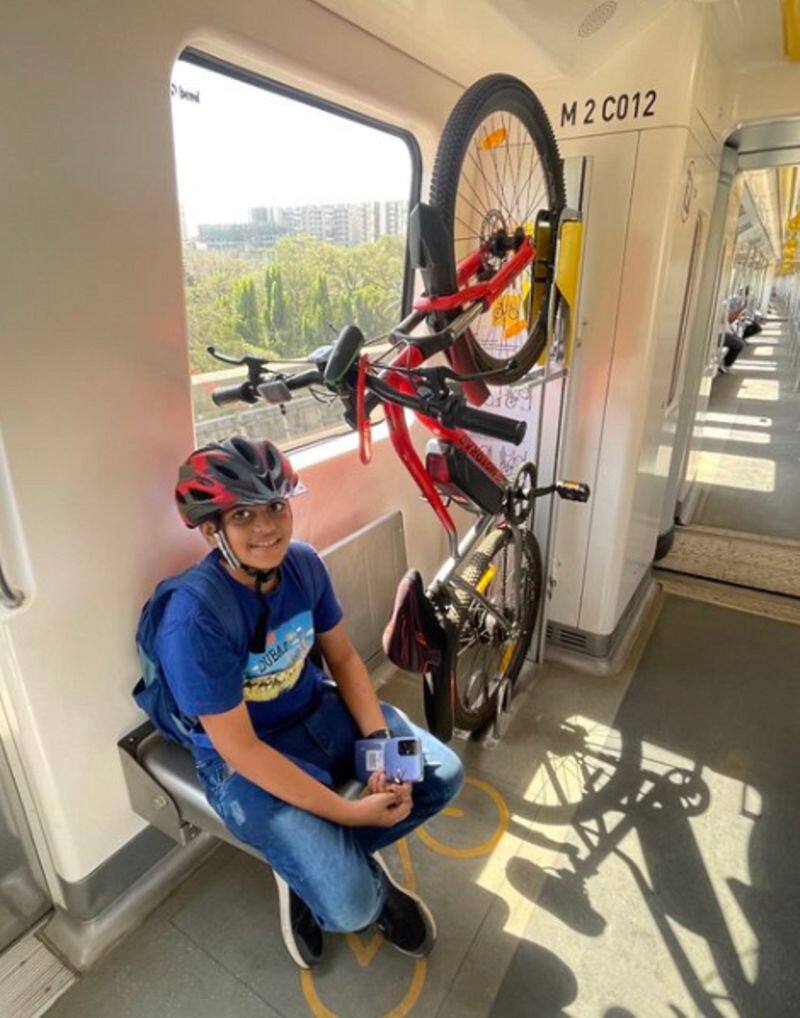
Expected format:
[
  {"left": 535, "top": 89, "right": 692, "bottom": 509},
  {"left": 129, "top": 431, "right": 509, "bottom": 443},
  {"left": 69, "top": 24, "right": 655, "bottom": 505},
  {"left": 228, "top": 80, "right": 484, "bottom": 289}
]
[
  {"left": 415, "top": 359, "right": 519, "bottom": 389},
  {"left": 207, "top": 345, "right": 269, "bottom": 368}
]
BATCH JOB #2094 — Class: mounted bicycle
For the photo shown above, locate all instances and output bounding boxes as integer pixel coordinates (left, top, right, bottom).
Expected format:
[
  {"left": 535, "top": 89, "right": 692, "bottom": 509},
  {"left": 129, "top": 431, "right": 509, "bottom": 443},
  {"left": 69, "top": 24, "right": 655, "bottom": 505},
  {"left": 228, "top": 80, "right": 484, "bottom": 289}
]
[{"left": 206, "top": 74, "right": 590, "bottom": 742}]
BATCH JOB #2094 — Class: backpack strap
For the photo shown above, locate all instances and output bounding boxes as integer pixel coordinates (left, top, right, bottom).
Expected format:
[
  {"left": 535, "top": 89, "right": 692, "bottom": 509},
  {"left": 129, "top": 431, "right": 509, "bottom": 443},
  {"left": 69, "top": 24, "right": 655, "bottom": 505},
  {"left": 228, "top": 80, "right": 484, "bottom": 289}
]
[{"left": 135, "top": 555, "right": 249, "bottom": 749}]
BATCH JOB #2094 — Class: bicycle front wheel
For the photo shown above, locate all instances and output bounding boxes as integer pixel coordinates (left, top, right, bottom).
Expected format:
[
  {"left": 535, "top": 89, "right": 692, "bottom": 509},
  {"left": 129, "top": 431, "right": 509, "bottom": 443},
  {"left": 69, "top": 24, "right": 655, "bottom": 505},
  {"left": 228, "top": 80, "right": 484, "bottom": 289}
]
[
  {"left": 449, "top": 526, "right": 542, "bottom": 732},
  {"left": 430, "top": 74, "right": 565, "bottom": 381}
]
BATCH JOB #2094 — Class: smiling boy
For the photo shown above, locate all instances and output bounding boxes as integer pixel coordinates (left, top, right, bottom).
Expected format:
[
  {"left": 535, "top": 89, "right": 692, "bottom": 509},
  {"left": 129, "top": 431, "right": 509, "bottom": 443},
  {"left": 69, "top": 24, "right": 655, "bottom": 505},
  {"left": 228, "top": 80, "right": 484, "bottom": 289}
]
[{"left": 142, "top": 436, "right": 463, "bottom": 967}]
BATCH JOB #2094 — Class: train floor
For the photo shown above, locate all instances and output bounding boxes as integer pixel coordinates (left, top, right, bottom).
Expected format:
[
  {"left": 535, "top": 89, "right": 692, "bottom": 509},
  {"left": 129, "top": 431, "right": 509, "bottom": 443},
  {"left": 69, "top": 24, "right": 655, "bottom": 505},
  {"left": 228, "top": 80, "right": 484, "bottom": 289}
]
[
  {"left": 44, "top": 588, "right": 800, "bottom": 1018},
  {"left": 695, "top": 311, "right": 800, "bottom": 541}
]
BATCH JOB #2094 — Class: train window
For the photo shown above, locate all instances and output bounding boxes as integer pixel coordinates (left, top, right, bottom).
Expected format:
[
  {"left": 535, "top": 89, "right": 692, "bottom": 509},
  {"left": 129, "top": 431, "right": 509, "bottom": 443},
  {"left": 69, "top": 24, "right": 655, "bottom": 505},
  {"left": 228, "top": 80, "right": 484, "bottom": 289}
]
[{"left": 170, "top": 51, "right": 419, "bottom": 451}]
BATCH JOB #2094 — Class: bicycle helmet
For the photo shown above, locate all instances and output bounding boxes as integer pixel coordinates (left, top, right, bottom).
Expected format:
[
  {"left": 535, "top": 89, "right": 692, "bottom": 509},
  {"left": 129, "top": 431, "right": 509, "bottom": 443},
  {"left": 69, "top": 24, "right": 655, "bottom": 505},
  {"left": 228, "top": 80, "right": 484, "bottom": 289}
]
[
  {"left": 175, "top": 436, "right": 302, "bottom": 583},
  {"left": 175, "top": 436, "right": 300, "bottom": 529}
]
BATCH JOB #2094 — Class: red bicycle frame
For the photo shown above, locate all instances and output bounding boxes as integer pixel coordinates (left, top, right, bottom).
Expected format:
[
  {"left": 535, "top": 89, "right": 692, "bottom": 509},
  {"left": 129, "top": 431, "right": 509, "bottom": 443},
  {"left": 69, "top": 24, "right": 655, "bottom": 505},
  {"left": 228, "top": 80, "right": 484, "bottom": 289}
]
[
  {"left": 412, "top": 235, "right": 534, "bottom": 315},
  {"left": 378, "top": 342, "right": 507, "bottom": 546},
  {"left": 362, "top": 236, "right": 536, "bottom": 543}
]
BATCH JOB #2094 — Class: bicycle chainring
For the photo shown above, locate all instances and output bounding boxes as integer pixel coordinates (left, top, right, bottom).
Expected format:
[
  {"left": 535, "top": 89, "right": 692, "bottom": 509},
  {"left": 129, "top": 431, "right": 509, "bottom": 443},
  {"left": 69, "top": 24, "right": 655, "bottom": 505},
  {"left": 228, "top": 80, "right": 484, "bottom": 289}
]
[{"left": 506, "top": 462, "right": 537, "bottom": 524}]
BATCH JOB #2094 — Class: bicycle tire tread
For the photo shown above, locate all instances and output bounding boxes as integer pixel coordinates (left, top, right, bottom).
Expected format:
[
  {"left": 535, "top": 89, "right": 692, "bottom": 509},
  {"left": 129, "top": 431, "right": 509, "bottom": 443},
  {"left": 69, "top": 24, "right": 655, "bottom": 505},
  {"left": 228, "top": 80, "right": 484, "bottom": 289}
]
[{"left": 429, "top": 75, "right": 565, "bottom": 381}]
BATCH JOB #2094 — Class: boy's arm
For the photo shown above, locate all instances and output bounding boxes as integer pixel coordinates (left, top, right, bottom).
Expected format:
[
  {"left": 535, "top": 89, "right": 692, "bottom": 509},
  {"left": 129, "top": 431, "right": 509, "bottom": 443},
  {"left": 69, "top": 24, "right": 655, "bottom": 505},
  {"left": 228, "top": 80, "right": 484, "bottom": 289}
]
[
  {"left": 317, "top": 623, "right": 387, "bottom": 736},
  {"left": 200, "top": 704, "right": 354, "bottom": 823}
]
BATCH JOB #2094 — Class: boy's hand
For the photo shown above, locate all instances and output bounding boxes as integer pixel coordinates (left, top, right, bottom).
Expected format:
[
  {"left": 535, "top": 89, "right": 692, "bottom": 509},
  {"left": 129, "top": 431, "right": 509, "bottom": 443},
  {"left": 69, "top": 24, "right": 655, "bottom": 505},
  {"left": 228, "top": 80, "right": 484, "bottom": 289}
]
[
  {"left": 367, "top": 769, "right": 413, "bottom": 805},
  {"left": 345, "top": 788, "right": 412, "bottom": 828}
]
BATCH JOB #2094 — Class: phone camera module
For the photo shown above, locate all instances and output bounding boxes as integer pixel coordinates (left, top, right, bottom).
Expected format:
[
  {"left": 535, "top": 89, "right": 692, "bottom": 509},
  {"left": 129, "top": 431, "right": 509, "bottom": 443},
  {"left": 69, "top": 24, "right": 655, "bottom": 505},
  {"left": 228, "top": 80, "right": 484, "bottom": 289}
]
[{"left": 398, "top": 739, "right": 418, "bottom": 756}]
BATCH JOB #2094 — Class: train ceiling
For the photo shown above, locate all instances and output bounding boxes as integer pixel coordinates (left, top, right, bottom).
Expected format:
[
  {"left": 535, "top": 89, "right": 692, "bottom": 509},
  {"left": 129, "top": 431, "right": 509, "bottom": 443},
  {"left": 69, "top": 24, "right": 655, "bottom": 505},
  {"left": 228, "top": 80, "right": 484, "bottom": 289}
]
[{"left": 315, "top": 1, "right": 792, "bottom": 86}]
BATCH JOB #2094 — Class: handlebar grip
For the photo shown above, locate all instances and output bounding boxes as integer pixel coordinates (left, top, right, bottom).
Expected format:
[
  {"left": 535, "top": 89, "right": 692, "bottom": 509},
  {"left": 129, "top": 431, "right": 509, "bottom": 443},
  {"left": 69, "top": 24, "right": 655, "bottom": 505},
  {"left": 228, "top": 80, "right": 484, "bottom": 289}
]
[
  {"left": 211, "top": 382, "right": 256, "bottom": 407},
  {"left": 449, "top": 404, "right": 527, "bottom": 445}
]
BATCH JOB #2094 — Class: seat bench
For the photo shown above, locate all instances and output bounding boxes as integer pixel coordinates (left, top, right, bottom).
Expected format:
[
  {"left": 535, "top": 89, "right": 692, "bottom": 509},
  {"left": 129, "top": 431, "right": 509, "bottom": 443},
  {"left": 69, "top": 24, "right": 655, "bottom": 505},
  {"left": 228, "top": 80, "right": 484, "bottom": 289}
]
[{"left": 119, "top": 510, "right": 407, "bottom": 856}]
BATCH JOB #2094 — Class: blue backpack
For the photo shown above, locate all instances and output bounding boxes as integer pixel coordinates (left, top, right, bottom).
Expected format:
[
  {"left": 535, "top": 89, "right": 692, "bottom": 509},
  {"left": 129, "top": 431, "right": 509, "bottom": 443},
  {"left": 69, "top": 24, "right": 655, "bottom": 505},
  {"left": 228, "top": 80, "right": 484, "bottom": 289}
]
[{"left": 133, "top": 556, "right": 247, "bottom": 751}]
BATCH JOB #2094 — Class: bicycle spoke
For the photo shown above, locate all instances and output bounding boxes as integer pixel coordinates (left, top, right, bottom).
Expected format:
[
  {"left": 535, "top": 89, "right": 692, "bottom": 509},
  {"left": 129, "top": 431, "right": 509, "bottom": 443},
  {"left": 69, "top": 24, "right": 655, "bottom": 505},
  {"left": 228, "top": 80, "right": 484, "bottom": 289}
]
[
  {"left": 502, "top": 112, "right": 516, "bottom": 216},
  {"left": 486, "top": 113, "right": 511, "bottom": 218},
  {"left": 456, "top": 187, "right": 495, "bottom": 233},
  {"left": 457, "top": 162, "right": 494, "bottom": 219},
  {"left": 520, "top": 178, "right": 547, "bottom": 230},
  {"left": 466, "top": 144, "right": 506, "bottom": 218}
]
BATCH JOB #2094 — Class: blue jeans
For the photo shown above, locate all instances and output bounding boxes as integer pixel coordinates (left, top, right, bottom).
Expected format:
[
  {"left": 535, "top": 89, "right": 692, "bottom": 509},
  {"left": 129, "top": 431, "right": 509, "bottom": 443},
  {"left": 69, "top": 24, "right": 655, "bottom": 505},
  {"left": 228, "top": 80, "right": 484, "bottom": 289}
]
[{"left": 197, "top": 684, "right": 464, "bottom": 933}]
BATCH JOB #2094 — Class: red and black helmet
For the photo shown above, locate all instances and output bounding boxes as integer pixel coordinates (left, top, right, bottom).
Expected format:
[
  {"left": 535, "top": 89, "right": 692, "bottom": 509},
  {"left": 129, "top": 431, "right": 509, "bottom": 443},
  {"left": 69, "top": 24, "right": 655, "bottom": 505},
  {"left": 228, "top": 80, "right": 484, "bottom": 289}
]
[{"left": 175, "top": 436, "right": 301, "bottom": 529}]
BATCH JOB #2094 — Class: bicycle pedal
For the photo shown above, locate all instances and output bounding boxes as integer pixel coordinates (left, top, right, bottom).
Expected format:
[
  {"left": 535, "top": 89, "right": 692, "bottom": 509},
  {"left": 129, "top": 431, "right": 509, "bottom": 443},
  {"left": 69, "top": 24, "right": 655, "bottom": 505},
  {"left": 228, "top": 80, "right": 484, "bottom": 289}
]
[{"left": 555, "top": 480, "right": 590, "bottom": 503}]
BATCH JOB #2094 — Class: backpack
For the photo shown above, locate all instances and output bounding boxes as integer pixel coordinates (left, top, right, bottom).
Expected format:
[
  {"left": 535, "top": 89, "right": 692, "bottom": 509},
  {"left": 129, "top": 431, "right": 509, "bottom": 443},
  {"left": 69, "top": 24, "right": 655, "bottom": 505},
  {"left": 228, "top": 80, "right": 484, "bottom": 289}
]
[{"left": 133, "top": 557, "right": 247, "bottom": 750}]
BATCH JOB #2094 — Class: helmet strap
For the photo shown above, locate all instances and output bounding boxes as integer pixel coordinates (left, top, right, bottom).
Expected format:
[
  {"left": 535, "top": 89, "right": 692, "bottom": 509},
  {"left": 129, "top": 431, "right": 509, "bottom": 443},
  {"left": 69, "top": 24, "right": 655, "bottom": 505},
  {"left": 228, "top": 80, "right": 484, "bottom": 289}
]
[
  {"left": 214, "top": 528, "right": 241, "bottom": 571},
  {"left": 214, "top": 526, "right": 279, "bottom": 594}
]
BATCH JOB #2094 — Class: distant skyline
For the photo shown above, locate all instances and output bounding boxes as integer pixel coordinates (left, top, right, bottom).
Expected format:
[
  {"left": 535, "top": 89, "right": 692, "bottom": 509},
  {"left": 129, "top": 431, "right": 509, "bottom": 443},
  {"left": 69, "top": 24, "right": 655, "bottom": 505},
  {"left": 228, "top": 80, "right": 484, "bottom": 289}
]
[{"left": 171, "top": 60, "right": 413, "bottom": 234}]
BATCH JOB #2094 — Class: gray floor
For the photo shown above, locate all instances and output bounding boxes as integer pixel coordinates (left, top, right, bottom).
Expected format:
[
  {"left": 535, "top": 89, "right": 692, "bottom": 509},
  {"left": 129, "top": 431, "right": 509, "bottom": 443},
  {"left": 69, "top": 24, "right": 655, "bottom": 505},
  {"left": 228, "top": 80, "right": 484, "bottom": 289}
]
[
  {"left": 695, "top": 314, "right": 800, "bottom": 541},
  {"left": 46, "top": 593, "right": 800, "bottom": 1017}
]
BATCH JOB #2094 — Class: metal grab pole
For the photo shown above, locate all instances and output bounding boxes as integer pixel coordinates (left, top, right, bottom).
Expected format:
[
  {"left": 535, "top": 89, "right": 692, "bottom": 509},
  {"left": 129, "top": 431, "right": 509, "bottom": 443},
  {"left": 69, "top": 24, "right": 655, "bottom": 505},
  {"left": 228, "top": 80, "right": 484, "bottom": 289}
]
[{"left": 0, "top": 559, "right": 24, "bottom": 610}]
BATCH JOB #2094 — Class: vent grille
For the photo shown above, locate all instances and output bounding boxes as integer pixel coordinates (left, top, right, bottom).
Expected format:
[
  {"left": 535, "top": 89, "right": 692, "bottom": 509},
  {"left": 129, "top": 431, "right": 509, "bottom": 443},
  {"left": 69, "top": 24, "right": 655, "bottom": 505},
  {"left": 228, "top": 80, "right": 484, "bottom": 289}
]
[
  {"left": 546, "top": 622, "right": 589, "bottom": 650},
  {"left": 578, "top": 1, "right": 618, "bottom": 37}
]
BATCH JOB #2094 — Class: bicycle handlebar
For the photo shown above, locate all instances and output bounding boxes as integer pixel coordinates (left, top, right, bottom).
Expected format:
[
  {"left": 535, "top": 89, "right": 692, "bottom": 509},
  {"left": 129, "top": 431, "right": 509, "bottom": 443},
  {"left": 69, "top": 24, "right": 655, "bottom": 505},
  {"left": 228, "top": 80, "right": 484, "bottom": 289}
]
[
  {"left": 285, "top": 367, "right": 324, "bottom": 390},
  {"left": 444, "top": 403, "right": 526, "bottom": 445},
  {"left": 366, "top": 373, "right": 526, "bottom": 445},
  {"left": 209, "top": 345, "right": 525, "bottom": 446},
  {"left": 211, "top": 365, "right": 323, "bottom": 408}
]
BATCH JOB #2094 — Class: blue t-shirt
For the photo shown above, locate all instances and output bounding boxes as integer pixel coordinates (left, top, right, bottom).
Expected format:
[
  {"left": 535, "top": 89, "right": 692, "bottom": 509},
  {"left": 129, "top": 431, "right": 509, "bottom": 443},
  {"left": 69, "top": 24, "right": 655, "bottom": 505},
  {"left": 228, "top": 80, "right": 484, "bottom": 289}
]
[{"left": 154, "top": 542, "right": 343, "bottom": 761}]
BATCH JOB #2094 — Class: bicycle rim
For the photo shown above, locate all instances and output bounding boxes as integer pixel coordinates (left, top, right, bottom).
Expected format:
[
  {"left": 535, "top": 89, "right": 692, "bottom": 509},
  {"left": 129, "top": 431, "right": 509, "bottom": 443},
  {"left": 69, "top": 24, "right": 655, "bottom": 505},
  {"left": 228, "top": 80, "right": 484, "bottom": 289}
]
[
  {"left": 430, "top": 75, "right": 565, "bottom": 381},
  {"left": 449, "top": 527, "right": 542, "bottom": 732}
]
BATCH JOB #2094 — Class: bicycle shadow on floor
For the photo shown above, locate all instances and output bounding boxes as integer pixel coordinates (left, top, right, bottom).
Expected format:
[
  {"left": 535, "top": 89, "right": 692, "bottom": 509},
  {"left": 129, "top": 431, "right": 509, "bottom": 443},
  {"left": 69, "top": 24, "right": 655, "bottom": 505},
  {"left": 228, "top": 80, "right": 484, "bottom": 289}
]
[{"left": 491, "top": 598, "right": 800, "bottom": 1018}]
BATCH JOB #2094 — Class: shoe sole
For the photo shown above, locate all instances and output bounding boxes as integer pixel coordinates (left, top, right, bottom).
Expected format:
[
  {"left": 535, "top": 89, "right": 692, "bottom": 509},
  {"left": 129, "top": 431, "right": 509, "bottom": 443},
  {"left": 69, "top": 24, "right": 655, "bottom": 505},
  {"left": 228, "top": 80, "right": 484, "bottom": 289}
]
[
  {"left": 373, "top": 850, "right": 437, "bottom": 957},
  {"left": 274, "top": 872, "right": 316, "bottom": 969}
]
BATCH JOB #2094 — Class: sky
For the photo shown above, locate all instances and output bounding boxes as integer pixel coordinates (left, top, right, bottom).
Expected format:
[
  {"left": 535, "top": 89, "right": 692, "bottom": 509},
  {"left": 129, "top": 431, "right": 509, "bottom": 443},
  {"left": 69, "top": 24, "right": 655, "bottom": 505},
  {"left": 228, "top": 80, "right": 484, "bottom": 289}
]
[{"left": 170, "top": 60, "right": 413, "bottom": 233}]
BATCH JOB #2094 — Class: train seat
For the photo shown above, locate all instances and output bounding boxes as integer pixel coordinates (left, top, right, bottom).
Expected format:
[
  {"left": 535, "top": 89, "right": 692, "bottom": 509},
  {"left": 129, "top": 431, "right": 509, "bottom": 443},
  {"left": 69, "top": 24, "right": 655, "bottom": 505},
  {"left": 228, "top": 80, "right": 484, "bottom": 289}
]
[{"left": 118, "top": 509, "right": 408, "bottom": 860}]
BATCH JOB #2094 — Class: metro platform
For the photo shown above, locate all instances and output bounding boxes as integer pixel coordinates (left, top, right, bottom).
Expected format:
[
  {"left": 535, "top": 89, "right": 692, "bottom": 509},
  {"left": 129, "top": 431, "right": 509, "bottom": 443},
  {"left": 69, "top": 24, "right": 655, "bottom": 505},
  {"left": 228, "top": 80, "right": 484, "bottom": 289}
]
[{"left": 43, "top": 584, "right": 800, "bottom": 1018}]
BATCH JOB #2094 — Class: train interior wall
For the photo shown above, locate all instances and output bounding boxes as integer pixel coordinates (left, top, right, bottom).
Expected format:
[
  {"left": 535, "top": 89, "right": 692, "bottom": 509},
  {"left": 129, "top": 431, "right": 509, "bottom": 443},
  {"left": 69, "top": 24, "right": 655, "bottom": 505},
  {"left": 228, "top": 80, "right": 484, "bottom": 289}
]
[{"left": 1, "top": 0, "right": 800, "bottom": 999}]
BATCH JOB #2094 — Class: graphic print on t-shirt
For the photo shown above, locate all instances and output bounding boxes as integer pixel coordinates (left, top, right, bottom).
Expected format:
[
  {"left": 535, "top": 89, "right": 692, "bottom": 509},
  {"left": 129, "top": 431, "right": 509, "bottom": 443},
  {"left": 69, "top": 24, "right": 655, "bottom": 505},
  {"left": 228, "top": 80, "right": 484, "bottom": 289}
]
[{"left": 243, "top": 610, "right": 314, "bottom": 702}]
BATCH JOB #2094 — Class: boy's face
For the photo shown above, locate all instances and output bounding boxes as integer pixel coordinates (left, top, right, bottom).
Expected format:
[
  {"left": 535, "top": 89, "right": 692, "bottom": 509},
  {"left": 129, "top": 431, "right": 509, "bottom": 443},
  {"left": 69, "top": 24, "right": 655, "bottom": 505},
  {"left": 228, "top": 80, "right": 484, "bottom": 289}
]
[{"left": 201, "top": 500, "right": 293, "bottom": 572}]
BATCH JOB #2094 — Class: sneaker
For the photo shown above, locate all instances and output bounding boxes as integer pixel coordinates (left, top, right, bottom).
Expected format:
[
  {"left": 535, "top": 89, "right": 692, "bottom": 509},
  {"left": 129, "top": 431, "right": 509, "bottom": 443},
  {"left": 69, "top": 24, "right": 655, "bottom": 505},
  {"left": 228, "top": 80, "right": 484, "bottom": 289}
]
[
  {"left": 373, "top": 851, "right": 436, "bottom": 957},
  {"left": 274, "top": 873, "right": 323, "bottom": 968}
]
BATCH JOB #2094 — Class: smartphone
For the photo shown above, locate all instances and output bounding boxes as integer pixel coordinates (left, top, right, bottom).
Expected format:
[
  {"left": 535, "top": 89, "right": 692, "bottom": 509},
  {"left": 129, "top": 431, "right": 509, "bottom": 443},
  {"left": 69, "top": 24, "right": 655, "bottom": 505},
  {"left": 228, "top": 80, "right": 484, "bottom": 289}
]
[{"left": 355, "top": 736, "right": 424, "bottom": 784}]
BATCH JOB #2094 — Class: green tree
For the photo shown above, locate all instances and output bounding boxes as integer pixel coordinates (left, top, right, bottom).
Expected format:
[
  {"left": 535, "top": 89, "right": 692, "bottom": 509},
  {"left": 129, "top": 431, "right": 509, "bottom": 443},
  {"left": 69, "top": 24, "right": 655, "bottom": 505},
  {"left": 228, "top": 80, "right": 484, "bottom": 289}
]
[
  {"left": 181, "top": 232, "right": 406, "bottom": 373},
  {"left": 232, "top": 277, "right": 263, "bottom": 349},
  {"left": 262, "top": 262, "right": 287, "bottom": 350}
]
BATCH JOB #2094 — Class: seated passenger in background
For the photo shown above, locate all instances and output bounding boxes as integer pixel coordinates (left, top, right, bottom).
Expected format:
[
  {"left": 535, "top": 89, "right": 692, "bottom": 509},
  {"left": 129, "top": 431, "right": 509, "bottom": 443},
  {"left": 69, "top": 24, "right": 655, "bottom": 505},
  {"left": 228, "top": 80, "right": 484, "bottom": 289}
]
[
  {"left": 719, "top": 330, "right": 745, "bottom": 373},
  {"left": 139, "top": 436, "right": 463, "bottom": 969},
  {"left": 718, "top": 293, "right": 746, "bottom": 374}
]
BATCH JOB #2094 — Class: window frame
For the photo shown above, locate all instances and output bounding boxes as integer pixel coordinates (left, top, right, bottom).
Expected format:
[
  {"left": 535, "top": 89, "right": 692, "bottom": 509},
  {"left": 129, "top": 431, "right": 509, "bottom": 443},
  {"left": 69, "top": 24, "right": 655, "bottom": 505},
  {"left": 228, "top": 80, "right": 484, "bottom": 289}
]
[{"left": 177, "top": 48, "right": 422, "bottom": 454}]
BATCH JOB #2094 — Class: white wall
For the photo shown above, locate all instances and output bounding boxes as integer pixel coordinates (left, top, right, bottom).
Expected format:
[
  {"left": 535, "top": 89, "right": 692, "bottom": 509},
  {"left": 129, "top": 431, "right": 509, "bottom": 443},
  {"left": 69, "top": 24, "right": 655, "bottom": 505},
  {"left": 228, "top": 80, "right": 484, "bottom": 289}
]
[
  {"left": 0, "top": 0, "right": 459, "bottom": 891},
  {"left": 542, "top": 4, "right": 727, "bottom": 636}
]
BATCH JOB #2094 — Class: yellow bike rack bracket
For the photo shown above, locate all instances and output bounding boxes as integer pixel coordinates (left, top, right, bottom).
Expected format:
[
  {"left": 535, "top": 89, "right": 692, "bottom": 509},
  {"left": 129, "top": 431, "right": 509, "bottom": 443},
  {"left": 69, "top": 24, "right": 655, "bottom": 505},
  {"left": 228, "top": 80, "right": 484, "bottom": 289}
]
[{"left": 553, "top": 209, "right": 584, "bottom": 367}]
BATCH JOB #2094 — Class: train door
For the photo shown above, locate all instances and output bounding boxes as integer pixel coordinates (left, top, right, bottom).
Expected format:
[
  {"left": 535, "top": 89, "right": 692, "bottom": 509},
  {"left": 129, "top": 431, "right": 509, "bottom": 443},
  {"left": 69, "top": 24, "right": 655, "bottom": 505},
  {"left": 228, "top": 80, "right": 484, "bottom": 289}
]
[{"left": 659, "top": 122, "right": 800, "bottom": 597}]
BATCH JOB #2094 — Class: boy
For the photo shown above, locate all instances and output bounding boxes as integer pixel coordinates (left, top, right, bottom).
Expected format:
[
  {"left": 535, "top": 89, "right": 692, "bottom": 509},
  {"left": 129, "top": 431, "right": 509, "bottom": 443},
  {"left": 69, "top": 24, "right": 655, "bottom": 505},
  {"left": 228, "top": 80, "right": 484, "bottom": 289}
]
[{"left": 146, "top": 435, "right": 464, "bottom": 968}]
